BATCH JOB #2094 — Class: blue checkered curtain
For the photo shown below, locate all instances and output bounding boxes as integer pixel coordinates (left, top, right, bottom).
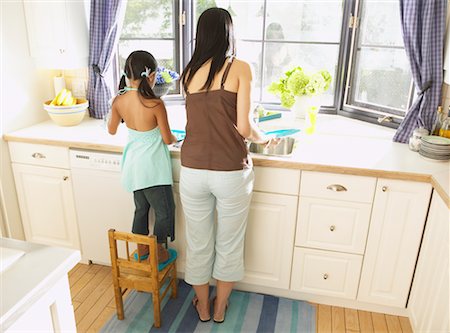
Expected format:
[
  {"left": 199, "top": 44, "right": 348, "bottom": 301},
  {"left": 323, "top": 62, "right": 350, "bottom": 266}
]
[
  {"left": 87, "top": 0, "right": 127, "bottom": 119},
  {"left": 393, "top": 0, "right": 447, "bottom": 143}
]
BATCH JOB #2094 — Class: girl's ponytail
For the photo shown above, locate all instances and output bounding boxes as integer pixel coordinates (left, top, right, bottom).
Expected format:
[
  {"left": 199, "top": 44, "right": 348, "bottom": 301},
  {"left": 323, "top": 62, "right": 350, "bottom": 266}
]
[{"left": 139, "top": 72, "right": 158, "bottom": 100}]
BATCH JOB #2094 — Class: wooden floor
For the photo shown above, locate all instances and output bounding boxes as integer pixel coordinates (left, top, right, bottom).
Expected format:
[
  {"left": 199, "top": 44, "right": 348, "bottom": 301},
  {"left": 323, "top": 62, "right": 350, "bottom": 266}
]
[{"left": 69, "top": 263, "right": 413, "bottom": 333}]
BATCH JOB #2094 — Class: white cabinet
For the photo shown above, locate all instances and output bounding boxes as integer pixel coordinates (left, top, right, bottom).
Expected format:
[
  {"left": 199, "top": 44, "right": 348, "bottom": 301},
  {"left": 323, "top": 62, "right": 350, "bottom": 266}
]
[
  {"left": 291, "top": 248, "right": 362, "bottom": 299},
  {"left": 23, "top": 0, "right": 89, "bottom": 68},
  {"left": 291, "top": 171, "right": 376, "bottom": 299},
  {"left": 9, "top": 142, "right": 80, "bottom": 250},
  {"left": 358, "top": 179, "right": 432, "bottom": 307},
  {"left": 242, "top": 191, "right": 298, "bottom": 289},
  {"left": 5, "top": 276, "right": 76, "bottom": 332},
  {"left": 408, "top": 192, "right": 449, "bottom": 332}
]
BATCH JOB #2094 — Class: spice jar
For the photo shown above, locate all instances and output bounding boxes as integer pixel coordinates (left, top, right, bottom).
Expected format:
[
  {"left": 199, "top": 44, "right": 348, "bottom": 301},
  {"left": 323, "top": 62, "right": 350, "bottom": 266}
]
[{"left": 408, "top": 127, "right": 429, "bottom": 152}]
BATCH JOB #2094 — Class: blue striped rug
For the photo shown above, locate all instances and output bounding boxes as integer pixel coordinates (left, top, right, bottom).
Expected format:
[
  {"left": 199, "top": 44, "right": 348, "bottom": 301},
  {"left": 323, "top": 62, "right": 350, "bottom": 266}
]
[{"left": 101, "top": 280, "right": 316, "bottom": 333}]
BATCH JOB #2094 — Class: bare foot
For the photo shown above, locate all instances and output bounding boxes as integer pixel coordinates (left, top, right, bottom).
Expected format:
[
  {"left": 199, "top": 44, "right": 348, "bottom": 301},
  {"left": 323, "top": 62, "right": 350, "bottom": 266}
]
[{"left": 157, "top": 244, "right": 169, "bottom": 263}]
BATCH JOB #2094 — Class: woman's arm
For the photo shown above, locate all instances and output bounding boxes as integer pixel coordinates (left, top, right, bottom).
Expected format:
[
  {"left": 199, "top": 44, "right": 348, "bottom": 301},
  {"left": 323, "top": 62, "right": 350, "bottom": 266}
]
[
  {"left": 154, "top": 101, "right": 177, "bottom": 144},
  {"left": 236, "top": 61, "right": 272, "bottom": 144}
]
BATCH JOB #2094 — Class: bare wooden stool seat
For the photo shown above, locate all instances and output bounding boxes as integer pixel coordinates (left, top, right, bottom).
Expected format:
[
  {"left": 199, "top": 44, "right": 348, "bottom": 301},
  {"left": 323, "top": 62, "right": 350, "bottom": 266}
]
[{"left": 108, "top": 229, "right": 177, "bottom": 328}]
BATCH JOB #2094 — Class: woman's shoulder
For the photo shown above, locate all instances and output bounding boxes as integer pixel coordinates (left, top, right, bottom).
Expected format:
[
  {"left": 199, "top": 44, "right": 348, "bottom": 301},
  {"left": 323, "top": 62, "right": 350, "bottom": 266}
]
[{"left": 231, "top": 58, "right": 252, "bottom": 78}]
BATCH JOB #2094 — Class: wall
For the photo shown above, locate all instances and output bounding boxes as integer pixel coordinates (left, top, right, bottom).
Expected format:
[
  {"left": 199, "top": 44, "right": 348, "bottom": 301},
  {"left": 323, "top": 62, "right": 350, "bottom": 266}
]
[{"left": 0, "top": 1, "right": 58, "bottom": 239}]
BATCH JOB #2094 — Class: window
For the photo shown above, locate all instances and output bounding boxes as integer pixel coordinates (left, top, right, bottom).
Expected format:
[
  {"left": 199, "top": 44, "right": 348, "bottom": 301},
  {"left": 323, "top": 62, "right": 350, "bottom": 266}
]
[
  {"left": 116, "top": 0, "right": 412, "bottom": 127},
  {"left": 118, "top": 0, "right": 181, "bottom": 95},
  {"left": 342, "top": 0, "right": 413, "bottom": 127},
  {"left": 192, "top": 0, "right": 344, "bottom": 109}
]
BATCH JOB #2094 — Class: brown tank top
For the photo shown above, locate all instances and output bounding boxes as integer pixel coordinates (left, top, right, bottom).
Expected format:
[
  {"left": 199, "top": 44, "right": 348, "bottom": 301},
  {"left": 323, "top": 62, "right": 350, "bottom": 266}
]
[{"left": 181, "top": 58, "right": 251, "bottom": 171}]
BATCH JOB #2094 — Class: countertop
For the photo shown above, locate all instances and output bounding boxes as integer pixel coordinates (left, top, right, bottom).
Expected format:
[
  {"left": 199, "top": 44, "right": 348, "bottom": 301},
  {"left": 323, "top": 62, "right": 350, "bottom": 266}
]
[
  {"left": 0, "top": 238, "right": 80, "bottom": 329},
  {"left": 3, "top": 109, "right": 450, "bottom": 207}
]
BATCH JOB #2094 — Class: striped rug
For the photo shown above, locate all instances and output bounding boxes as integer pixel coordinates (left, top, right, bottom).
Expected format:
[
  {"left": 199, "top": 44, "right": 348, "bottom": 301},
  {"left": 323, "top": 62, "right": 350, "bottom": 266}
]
[{"left": 100, "top": 280, "right": 316, "bottom": 333}]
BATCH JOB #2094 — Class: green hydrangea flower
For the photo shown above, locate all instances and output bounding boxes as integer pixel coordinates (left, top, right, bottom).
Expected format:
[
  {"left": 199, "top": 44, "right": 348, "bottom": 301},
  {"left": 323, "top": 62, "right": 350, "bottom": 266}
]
[
  {"left": 286, "top": 69, "right": 309, "bottom": 96},
  {"left": 280, "top": 92, "right": 295, "bottom": 108}
]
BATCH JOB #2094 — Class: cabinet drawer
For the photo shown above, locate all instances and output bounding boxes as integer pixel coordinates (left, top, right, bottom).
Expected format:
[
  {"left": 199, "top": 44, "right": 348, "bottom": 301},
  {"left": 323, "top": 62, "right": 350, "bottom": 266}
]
[
  {"left": 300, "top": 171, "right": 376, "bottom": 203},
  {"left": 253, "top": 167, "right": 300, "bottom": 195},
  {"left": 291, "top": 247, "right": 362, "bottom": 299},
  {"left": 296, "top": 197, "right": 371, "bottom": 254},
  {"left": 8, "top": 142, "right": 70, "bottom": 169}
]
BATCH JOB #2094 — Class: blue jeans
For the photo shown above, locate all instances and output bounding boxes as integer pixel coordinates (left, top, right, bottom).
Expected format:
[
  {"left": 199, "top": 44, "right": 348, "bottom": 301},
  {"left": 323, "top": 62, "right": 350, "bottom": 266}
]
[{"left": 132, "top": 185, "right": 175, "bottom": 244}]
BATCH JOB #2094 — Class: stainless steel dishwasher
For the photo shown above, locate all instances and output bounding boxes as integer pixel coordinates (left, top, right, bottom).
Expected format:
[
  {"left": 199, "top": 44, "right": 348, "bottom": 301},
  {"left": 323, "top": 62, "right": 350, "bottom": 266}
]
[{"left": 70, "top": 149, "right": 138, "bottom": 265}]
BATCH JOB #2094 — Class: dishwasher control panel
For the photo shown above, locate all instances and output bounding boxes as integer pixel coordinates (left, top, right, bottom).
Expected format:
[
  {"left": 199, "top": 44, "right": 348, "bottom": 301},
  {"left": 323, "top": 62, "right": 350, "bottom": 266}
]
[{"left": 69, "top": 149, "right": 122, "bottom": 172}]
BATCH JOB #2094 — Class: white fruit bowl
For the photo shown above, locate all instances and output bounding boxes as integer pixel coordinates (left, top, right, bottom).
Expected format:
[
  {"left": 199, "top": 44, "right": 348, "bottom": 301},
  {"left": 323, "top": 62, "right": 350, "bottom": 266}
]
[{"left": 43, "top": 98, "right": 89, "bottom": 126}]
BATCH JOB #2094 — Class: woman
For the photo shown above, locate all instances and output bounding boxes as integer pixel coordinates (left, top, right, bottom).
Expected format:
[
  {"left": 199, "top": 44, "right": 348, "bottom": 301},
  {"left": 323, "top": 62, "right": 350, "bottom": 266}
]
[{"left": 179, "top": 7, "right": 276, "bottom": 323}]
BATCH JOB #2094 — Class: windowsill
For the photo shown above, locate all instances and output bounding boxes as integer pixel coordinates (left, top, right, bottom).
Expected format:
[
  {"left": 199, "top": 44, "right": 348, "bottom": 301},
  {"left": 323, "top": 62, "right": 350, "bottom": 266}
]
[{"left": 165, "top": 103, "right": 396, "bottom": 141}]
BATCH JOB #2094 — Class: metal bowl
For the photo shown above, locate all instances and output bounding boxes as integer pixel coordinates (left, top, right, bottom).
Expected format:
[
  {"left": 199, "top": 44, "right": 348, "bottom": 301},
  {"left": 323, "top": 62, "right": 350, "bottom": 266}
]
[{"left": 249, "top": 136, "right": 296, "bottom": 156}]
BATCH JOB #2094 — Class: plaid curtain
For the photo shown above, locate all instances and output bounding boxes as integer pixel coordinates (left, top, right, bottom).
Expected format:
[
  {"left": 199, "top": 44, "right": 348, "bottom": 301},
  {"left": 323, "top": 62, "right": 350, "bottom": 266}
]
[
  {"left": 87, "top": 0, "right": 127, "bottom": 119},
  {"left": 393, "top": 0, "right": 447, "bottom": 143}
]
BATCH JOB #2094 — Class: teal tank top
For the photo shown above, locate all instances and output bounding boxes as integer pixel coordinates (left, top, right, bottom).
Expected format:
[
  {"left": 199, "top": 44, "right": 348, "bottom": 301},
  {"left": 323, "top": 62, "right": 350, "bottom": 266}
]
[{"left": 121, "top": 127, "right": 173, "bottom": 192}]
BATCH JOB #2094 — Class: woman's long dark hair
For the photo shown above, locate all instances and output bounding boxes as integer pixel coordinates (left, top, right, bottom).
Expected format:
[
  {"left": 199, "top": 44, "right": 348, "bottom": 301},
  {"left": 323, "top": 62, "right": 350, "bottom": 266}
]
[
  {"left": 181, "top": 8, "right": 235, "bottom": 94},
  {"left": 118, "top": 50, "right": 158, "bottom": 103}
]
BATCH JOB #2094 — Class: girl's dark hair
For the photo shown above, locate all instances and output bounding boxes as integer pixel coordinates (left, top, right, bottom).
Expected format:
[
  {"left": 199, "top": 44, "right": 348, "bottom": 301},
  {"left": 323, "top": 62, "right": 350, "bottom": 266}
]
[
  {"left": 118, "top": 50, "right": 158, "bottom": 104},
  {"left": 181, "top": 7, "right": 235, "bottom": 94}
]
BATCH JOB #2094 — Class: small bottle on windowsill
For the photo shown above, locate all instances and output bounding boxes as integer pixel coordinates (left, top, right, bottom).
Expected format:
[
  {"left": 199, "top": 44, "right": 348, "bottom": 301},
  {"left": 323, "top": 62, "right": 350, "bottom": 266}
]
[{"left": 432, "top": 106, "right": 447, "bottom": 135}]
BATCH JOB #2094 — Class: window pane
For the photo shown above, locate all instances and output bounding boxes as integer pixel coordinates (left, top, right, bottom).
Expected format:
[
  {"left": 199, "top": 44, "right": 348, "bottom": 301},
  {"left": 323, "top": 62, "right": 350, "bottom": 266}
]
[
  {"left": 118, "top": 39, "right": 179, "bottom": 94},
  {"left": 118, "top": 40, "right": 176, "bottom": 70},
  {"left": 359, "top": 0, "right": 403, "bottom": 47},
  {"left": 351, "top": 47, "right": 411, "bottom": 111},
  {"left": 194, "top": 0, "right": 264, "bottom": 40},
  {"left": 266, "top": 0, "right": 344, "bottom": 43},
  {"left": 262, "top": 43, "right": 339, "bottom": 106},
  {"left": 122, "top": 0, "right": 174, "bottom": 38},
  {"left": 236, "top": 40, "right": 263, "bottom": 100}
]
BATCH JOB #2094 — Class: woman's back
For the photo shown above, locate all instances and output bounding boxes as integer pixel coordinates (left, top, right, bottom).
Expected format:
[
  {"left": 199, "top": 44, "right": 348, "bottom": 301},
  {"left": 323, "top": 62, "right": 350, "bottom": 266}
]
[{"left": 182, "top": 57, "right": 251, "bottom": 171}]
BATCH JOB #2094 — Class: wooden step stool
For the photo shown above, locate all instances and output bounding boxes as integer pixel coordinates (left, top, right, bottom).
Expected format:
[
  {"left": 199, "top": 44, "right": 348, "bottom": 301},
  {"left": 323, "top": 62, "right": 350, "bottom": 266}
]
[{"left": 108, "top": 229, "right": 177, "bottom": 328}]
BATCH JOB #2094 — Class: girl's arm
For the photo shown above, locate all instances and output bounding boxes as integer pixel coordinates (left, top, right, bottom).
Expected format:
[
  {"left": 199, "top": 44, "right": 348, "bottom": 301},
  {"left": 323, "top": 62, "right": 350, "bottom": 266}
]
[
  {"left": 154, "top": 101, "right": 177, "bottom": 144},
  {"left": 108, "top": 101, "right": 122, "bottom": 135},
  {"left": 236, "top": 61, "right": 270, "bottom": 144}
]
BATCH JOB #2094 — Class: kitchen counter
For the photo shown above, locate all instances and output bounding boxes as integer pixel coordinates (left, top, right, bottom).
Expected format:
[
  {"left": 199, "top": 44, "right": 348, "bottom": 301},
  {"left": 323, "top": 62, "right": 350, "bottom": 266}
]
[
  {"left": 3, "top": 111, "right": 450, "bottom": 207},
  {"left": 0, "top": 237, "right": 80, "bottom": 330}
]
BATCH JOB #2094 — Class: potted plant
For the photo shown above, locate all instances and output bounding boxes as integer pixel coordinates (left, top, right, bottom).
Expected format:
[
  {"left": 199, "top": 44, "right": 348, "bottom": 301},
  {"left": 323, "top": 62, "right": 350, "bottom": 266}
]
[
  {"left": 154, "top": 67, "right": 180, "bottom": 97},
  {"left": 268, "top": 67, "right": 332, "bottom": 118}
]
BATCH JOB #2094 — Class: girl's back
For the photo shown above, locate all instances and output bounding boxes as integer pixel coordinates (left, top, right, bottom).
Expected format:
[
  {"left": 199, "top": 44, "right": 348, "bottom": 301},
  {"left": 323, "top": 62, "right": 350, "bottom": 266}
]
[{"left": 113, "top": 91, "right": 161, "bottom": 132}]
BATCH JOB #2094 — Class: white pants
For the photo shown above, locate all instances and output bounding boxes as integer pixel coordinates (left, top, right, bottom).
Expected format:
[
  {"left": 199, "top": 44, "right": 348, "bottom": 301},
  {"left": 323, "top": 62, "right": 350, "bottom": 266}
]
[{"left": 180, "top": 166, "right": 254, "bottom": 285}]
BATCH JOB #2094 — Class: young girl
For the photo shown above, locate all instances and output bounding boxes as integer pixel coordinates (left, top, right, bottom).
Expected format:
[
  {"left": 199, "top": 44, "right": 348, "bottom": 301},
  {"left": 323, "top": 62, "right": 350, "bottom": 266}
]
[{"left": 108, "top": 50, "right": 177, "bottom": 263}]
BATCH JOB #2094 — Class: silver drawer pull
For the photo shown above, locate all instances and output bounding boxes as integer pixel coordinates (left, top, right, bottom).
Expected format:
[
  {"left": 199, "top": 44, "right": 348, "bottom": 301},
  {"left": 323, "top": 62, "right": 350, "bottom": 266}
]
[
  {"left": 326, "top": 184, "right": 347, "bottom": 192},
  {"left": 63, "top": 176, "right": 69, "bottom": 181},
  {"left": 329, "top": 225, "right": 336, "bottom": 232},
  {"left": 382, "top": 186, "right": 388, "bottom": 192},
  {"left": 31, "top": 152, "right": 46, "bottom": 159},
  {"left": 323, "top": 273, "right": 329, "bottom": 280}
]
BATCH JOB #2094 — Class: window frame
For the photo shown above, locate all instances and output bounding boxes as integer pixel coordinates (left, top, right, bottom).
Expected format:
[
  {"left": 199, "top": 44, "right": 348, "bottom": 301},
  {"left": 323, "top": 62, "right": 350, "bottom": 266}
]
[
  {"left": 115, "top": 0, "right": 412, "bottom": 128},
  {"left": 339, "top": 0, "right": 414, "bottom": 129}
]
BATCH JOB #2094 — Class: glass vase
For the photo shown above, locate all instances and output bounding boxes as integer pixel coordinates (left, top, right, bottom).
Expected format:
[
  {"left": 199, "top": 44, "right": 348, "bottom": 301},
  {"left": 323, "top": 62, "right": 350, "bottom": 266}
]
[{"left": 291, "top": 96, "right": 318, "bottom": 119}]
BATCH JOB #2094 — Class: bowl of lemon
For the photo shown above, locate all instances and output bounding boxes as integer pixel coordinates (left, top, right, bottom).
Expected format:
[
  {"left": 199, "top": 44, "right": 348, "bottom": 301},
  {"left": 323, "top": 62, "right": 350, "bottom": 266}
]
[{"left": 44, "top": 89, "right": 89, "bottom": 126}]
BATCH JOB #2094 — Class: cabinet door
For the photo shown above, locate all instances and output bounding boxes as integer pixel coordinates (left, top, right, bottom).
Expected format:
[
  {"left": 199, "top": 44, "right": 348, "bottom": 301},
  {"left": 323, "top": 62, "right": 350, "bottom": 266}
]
[
  {"left": 23, "top": 0, "right": 89, "bottom": 68},
  {"left": 171, "top": 183, "right": 186, "bottom": 273},
  {"left": 408, "top": 192, "right": 449, "bottom": 333},
  {"left": 242, "top": 192, "right": 298, "bottom": 289},
  {"left": 12, "top": 163, "right": 80, "bottom": 250},
  {"left": 358, "top": 179, "right": 432, "bottom": 307}
]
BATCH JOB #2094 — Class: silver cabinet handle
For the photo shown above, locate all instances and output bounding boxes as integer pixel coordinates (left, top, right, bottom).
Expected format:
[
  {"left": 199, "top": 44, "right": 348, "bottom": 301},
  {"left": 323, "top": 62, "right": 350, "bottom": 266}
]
[
  {"left": 329, "top": 225, "right": 335, "bottom": 232},
  {"left": 63, "top": 176, "right": 69, "bottom": 181},
  {"left": 31, "top": 152, "right": 46, "bottom": 159},
  {"left": 323, "top": 273, "right": 329, "bottom": 280},
  {"left": 382, "top": 186, "right": 388, "bottom": 192},
  {"left": 326, "top": 184, "right": 347, "bottom": 192}
]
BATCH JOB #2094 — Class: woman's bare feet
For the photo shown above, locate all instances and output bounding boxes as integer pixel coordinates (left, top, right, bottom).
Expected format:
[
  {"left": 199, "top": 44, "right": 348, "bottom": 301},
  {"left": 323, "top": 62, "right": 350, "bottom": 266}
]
[
  {"left": 213, "top": 297, "right": 229, "bottom": 323},
  {"left": 192, "top": 296, "right": 211, "bottom": 322}
]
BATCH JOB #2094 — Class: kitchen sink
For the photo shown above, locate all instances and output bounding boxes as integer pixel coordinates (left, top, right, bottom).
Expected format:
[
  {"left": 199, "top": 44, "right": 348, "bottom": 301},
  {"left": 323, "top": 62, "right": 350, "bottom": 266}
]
[{"left": 249, "top": 136, "right": 296, "bottom": 156}]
